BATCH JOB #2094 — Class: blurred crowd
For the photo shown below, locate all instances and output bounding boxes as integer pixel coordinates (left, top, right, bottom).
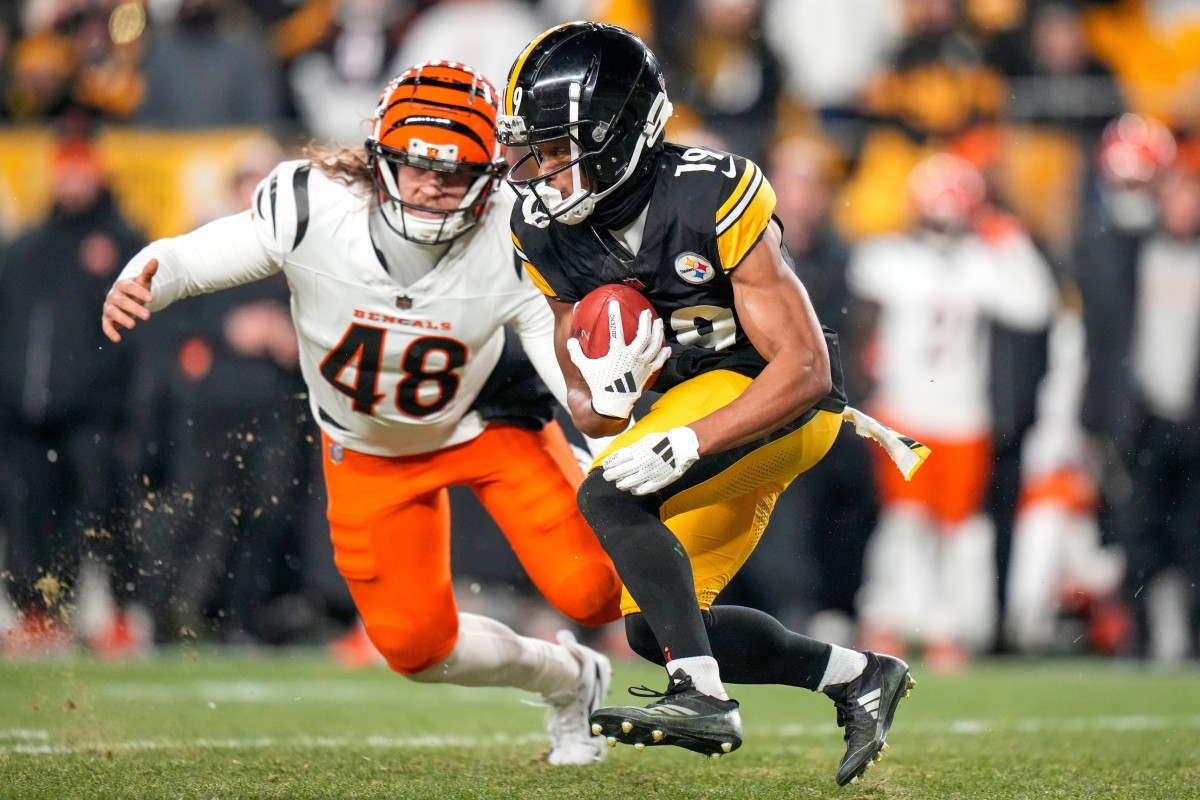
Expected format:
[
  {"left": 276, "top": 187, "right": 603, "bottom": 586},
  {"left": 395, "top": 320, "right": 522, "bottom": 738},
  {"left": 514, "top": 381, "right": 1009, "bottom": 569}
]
[{"left": 1, "top": 0, "right": 1199, "bottom": 671}]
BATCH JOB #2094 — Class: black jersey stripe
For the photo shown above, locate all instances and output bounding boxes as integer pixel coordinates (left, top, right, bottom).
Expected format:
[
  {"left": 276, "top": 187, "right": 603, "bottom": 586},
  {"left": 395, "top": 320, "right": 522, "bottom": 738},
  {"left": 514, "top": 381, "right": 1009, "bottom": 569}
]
[
  {"left": 291, "top": 164, "right": 311, "bottom": 252},
  {"left": 269, "top": 172, "right": 279, "bottom": 240},
  {"left": 318, "top": 406, "right": 350, "bottom": 431}
]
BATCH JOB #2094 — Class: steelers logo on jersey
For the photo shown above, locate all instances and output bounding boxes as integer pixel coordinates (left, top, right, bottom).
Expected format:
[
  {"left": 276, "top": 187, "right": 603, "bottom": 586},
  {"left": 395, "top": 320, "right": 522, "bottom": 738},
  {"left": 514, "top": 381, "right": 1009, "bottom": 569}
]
[{"left": 674, "top": 252, "right": 715, "bottom": 285}]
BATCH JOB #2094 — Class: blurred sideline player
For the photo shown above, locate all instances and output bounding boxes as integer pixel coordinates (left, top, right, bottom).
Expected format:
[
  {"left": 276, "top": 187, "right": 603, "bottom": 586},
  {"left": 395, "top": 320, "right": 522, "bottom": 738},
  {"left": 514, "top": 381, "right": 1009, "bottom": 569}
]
[
  {"left": 499, "top": 22, "right": 924, "bottom": 786},
  {"left": 101, "top": 61, "right": 620, "bottom": 766},
  {"left": 849, "top": 153, "right": 1058, "bottom": 671}
]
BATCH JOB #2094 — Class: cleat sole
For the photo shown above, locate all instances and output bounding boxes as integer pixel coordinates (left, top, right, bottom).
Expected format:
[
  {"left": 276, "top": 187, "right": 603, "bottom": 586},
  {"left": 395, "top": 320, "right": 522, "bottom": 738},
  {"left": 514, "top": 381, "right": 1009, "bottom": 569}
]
[{"left": 588, "top": 715, "right": 742, "bottom": 759}]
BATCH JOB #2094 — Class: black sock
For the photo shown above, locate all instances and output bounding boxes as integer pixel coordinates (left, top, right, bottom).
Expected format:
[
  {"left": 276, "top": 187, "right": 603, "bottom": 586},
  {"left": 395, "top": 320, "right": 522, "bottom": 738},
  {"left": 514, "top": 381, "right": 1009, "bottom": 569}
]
[
  {"left": 702, "top": 605, "right": 832, "bottom": 690},
  {"left": 623, "top": 606, "right": 833, "bottom": 691}
]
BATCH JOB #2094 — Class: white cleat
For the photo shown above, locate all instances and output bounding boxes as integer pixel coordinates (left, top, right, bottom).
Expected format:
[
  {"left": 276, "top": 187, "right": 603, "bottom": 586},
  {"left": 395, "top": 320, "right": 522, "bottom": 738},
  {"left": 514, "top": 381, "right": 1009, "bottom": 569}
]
[{"left": 544, "top": 630, "right": 612, "bottom": 766}]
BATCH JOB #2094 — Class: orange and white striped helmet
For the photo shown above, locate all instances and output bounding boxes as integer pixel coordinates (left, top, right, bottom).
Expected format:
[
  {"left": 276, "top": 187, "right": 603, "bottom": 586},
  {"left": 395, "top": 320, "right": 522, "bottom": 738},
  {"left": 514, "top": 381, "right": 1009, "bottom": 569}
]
[
  {"left": 907, "top": 152, "right": 986, "bottom": 230},
  {"left": 367, "top": 61, "right": 504, "bottom": 243}
]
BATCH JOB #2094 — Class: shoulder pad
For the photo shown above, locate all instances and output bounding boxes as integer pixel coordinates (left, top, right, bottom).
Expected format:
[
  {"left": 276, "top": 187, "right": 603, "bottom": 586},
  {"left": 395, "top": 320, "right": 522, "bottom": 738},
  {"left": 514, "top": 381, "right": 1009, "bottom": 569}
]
[{"left": 250, "top": 159, "right": 313, "bottom": 254}]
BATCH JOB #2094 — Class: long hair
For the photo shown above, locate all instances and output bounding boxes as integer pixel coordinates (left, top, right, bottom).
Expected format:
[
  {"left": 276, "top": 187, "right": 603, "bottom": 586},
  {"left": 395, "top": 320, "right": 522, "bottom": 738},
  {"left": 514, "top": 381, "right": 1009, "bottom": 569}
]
[{"left": 303, "top": 142, "right": 374, "bottom": 195}]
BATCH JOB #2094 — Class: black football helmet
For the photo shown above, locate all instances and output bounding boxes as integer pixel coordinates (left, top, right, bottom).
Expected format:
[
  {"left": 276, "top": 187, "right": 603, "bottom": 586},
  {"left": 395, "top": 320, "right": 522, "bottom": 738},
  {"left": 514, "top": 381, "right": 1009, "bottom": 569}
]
[{"left": 497, "top": 22, "right": 672, "bottom": 227}]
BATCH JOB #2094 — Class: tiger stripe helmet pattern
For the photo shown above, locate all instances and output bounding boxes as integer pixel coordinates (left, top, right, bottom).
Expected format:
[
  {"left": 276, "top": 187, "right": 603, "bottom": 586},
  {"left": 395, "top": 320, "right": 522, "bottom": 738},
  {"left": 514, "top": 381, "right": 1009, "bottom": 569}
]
[{"left": 367, "top": 60, "right": 504, "bottom": 243}]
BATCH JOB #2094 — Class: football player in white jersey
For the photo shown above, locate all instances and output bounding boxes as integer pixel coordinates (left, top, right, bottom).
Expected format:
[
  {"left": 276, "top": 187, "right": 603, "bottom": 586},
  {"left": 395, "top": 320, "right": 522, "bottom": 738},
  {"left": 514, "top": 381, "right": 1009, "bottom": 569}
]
[
  {"left": 849, "top": 152, "right": 1058, "bottom": 671},
  {"left": 101, "top": 61, "right": 621, "bottom": 766}
]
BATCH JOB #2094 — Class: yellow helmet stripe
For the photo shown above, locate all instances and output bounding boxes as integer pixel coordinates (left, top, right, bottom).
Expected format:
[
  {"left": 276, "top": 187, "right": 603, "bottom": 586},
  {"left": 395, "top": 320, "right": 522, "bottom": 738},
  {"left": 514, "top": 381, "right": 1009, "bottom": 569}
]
[{"left": 504, "top": 23, "right": 573, "bottom": 114}]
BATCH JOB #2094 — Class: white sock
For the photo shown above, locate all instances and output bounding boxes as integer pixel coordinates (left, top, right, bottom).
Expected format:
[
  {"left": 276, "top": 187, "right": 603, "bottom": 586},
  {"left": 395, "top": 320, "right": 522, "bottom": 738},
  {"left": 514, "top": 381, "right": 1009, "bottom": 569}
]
[
  {"left": 817, "top": 645, "right": 868, "bottom": 691},
  {"left": 406, "top": 613, "right": 579, "bottom": 697},
  {"left": 665, "top": 655, "right": 728, "bottom": 700}
]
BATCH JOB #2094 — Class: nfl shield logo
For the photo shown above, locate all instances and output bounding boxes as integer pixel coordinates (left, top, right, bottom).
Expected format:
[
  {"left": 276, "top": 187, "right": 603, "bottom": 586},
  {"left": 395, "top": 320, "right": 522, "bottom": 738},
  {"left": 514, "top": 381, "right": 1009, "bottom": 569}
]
[
  {"left": 328, "top": 442, "right": 344, "bottom": 464},
  {"left": 396, "top": 296, "right": 413, "bottom": 310}
]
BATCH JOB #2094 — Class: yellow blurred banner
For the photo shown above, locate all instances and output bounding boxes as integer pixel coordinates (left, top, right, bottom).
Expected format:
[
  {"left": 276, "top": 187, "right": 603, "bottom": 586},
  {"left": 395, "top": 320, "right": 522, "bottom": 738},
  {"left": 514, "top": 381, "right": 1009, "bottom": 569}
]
[{"left": 0, "top": 126, "right": 280, "bottom": 241}]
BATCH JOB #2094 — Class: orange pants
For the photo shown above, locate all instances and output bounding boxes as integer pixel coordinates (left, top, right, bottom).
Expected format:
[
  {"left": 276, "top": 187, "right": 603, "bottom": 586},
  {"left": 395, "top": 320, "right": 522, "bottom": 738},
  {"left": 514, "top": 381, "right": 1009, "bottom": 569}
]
[
  {"left": 872, "top": 432, "right": 992, "bottom": 526},
  {"left": 321, "top": 422, "right": 622, "bottom": 674}
]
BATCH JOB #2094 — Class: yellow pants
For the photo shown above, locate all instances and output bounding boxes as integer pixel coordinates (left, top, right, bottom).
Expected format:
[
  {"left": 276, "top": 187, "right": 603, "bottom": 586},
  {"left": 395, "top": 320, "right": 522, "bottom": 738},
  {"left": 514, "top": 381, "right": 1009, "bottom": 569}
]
[{"left": 592, "top": 370, "right": 843, "bottom": 614}]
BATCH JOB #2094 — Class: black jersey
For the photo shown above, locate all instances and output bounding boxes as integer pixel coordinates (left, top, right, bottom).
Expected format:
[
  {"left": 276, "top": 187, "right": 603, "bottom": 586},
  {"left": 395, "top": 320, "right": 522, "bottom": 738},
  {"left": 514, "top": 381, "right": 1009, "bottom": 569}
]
[{"left": 511, "top": 142, "right": 846, "bottom": 412}]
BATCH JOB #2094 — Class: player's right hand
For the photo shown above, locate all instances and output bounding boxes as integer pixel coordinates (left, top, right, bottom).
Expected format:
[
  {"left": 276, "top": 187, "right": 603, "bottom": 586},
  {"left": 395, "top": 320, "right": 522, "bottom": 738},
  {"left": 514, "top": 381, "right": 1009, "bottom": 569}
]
[
  {"left": 566, "top": 303, "right": 669, "bottom": 420},
  {"left": 101, "top": 258, "right": 158, "bottom": 343}
]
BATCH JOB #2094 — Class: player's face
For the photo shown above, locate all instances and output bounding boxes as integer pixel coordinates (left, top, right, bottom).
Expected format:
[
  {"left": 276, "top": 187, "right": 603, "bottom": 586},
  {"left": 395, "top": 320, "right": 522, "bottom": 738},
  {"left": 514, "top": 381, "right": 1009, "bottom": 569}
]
[
  {"left": 396, "top": 163, "right": 473, "bottom": 214},
  {"left": 532, "top": 137, "right": 591, "bottom": 194}
]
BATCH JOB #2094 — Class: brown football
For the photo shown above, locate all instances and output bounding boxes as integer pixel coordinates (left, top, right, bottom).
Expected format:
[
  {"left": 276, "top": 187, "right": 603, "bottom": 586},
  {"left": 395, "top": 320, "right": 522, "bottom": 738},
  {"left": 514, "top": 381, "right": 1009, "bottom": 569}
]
[{"left": 571, "top": 283, "right": 659, "bottom": 359}]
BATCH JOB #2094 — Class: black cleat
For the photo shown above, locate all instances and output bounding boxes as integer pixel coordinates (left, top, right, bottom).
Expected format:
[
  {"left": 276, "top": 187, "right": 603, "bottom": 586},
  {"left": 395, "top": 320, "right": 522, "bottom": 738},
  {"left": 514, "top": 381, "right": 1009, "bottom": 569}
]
[
  {"left": 823, "top": 652, "right": 915, "bottom": 786},
  {"left": 588, "top": 670, "right": 743, "bottom": 759}
]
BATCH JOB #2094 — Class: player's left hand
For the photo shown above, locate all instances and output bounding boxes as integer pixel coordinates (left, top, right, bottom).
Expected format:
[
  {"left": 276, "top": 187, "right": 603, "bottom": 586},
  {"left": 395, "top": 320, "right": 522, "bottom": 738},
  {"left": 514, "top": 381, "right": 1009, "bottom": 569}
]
[{"left": 601, "top": 427, "right": 700, "bottom": 495}]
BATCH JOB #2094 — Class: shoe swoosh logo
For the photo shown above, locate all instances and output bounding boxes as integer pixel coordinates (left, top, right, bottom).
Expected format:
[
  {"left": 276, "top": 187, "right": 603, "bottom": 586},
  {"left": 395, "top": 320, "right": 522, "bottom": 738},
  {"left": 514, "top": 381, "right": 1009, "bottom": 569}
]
[{"left": 722, "top": 156, "right": 736, "bottom": 178}]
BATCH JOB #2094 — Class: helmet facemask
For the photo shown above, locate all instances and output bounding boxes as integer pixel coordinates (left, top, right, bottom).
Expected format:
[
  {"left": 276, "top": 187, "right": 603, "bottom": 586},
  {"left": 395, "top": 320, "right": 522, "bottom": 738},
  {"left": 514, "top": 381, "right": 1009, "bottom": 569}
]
[
  {"left": 369, "top": 140, "right": 499, "bottom": 243},
  {"left": 367, "top": 61, "right": 504, "bottom": 244}
]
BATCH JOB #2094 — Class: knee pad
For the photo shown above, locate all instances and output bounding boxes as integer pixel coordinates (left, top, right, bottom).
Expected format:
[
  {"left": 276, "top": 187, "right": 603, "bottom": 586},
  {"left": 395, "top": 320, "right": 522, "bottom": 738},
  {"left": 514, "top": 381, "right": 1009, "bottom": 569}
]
[
  {"left": 624, "top": 613, "right": 665, "bottom": 665},
  {"left": 545, "top": 561, "right": 622, "bottom": 627}
]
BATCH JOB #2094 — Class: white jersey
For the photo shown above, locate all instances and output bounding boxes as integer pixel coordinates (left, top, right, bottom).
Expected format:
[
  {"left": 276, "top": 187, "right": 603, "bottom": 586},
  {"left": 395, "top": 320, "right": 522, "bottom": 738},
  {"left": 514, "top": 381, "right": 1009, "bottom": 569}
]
[
  {"left": 849, "top": 225, "right": 1056, "bottom": 438},
  {"left": 117, "top": 160, "right": 565, "bottom": 457}
]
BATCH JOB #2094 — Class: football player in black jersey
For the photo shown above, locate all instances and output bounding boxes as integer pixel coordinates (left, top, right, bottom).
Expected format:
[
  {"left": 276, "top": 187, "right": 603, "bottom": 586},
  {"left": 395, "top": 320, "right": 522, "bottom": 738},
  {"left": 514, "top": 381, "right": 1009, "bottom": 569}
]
[{"left": 498, "top": 22, "right": 922, "bottom": 786}]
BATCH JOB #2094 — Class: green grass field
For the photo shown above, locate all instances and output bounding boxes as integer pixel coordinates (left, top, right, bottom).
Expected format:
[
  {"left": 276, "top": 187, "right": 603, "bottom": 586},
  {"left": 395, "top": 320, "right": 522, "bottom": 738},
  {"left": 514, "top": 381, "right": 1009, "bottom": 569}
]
[{"left": 1, "top": 649, "right": 1197, "bottom": 799}]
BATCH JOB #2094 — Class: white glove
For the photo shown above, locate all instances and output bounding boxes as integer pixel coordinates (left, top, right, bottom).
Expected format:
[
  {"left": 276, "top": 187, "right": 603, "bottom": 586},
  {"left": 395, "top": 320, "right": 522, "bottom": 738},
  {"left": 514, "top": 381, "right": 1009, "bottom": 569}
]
[
  {"left": 566, "top": 303, "right": 670, "bottom": 420},
  {"left": 601, "top": 427, "right": 700, "bottom": 495}
]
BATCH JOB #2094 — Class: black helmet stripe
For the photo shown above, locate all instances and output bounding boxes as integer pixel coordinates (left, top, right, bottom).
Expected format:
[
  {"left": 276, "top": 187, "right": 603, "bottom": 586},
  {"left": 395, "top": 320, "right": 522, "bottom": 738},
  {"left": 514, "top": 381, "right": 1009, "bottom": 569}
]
[
  {"left": 381, "top": 114, "right": 490, "bottom": 157},
  {"left": 383, "top": 95, "right": 495, "bottom": 130},
  {"left": 395, "top": 74, "right": 493, "bottom": 101}
]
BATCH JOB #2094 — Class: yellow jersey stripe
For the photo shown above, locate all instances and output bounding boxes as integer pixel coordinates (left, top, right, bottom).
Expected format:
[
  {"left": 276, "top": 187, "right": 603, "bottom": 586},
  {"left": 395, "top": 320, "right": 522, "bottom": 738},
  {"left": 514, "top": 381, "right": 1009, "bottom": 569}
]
[
  {"left": 510, "top": 230, "right": 556, "bottom": 295},
  {"left": 716, "top": 168, "right": 776, "bottom": 270},
  {"left": 523, "top": 260, "right": 556, "bottom": 297}
]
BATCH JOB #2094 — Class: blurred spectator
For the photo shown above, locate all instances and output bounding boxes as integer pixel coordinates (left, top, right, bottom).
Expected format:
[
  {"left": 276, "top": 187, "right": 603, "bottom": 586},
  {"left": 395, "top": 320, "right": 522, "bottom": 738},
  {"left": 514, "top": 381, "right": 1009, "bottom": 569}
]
[
  {"left": 762, "top": 0, "right": 905, "bottom": 153},
  {"left": 1082, "top": 0, "right": 1200, "bottom": 129},
  {"left": 287, "top": 0, "right": 414, "bottom": 146},
  {"left": 5, "top": 8, "right": 77, "bottom": 120},
  {"left": 133, "top": 0, "right": 286, "bottom": 130},
  {"left": 1076, "top": 114, "right": 1200, "bottom": 663},
  {"left": 1003, "top": 288, "right": 1127, "bottom": 655},
  {"left": 850, "top": 153, "right": 1057, "bottom": 671},
  {"left": 860, "top": 0, "right": 1004, "bottom": 143},
  {"left": 389, "top": 0, "right": 546, "bottom": 92},
  {"left": 721, "top": 132, "right": 879, "bottom": 646},
  {"left": 4, "top": 0, "right": 146, "bottom": 123},
  {"left": 128, "top": 134, "right": 317, "bottom": 646},
  {"left": 650, "top": 0, "right": 785, "bottom": 165},
  {"left": 838, "top": 0, "right": 1006, "bottom": 240},
  {"left": 987, "top": 0, "right": 1125, "bottom": 134},
  {"left": 0, "top": 125, "right": 148, "bottom": 657},
  {"left": 71, "top": 0, "right": 148, "bottom": 120}
]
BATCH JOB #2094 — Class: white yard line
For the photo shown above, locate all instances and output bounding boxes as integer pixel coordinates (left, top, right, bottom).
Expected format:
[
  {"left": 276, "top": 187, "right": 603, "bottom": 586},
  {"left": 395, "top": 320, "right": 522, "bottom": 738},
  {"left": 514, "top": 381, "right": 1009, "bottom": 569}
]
[{"left": 4, "top": 714, "right": 1200, "bottom": 756}]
